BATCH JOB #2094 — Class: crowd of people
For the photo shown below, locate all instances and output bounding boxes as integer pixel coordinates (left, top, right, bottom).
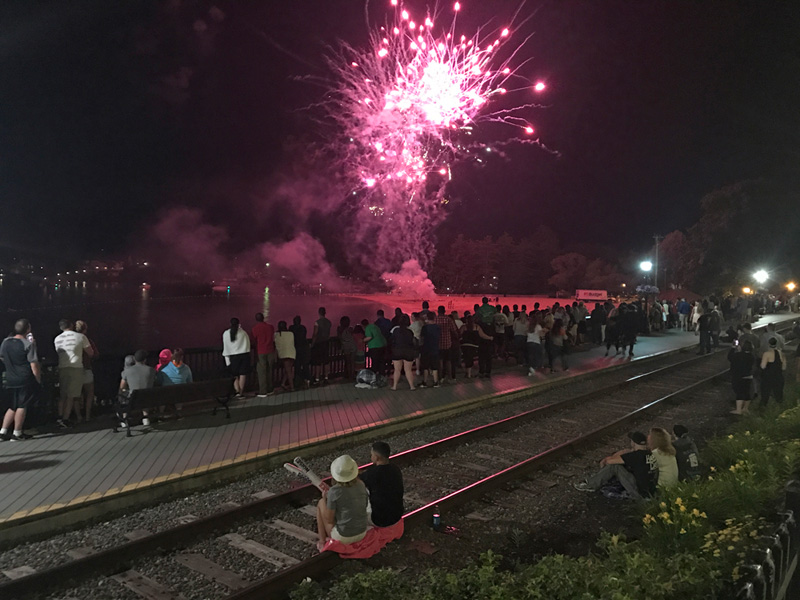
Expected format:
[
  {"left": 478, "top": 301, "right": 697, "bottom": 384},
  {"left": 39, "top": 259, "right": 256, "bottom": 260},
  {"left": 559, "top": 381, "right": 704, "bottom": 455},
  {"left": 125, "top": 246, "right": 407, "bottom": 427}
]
[{"left": 1, "top": 292, "right": 796, "bottom": 439}]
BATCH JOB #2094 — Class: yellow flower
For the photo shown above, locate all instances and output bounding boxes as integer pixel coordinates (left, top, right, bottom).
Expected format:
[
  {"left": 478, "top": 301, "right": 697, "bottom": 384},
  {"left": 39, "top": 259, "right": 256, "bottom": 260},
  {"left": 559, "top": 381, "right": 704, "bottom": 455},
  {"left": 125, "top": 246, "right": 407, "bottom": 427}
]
[
  {"left": 713, "top": 549, "right": 721, "bottom": 557},
  {"left": 750, "top": 530, "right": 758, "bottom": 538},
  {"left": 643, "top": 514, "right": 656, "bottom": 525},
  {"left": 660, "top": 502, "right": 667, "bottom": 509},
  {"left": 701, "top": 512, "right": 707, "bottom": 518},
  {"left": 710, "top": 467, "right": 716, "bottom": 472},
  {"left": 692, "top": 508, "right": 701, "bottom": 517},
  {"left": 733, "top": 566, "right": 741, "bottom": 581},
  {"left": 728, "top": 434, "right": 734, "bottom": 439},
  {"left": 743, "top": 449, "right": 749, "bottom": 453},
  {"left": 680, "top": 505, "right": 687, "bottom": 512},
  {"left": 680, "top": 528, "right": 687, "bottom": 534},
  {"left": 728, "top": 545, "right": 735, "bottom": 550},
  {"left": 659, "top": 512, "right": 670, "bottom": 520}
]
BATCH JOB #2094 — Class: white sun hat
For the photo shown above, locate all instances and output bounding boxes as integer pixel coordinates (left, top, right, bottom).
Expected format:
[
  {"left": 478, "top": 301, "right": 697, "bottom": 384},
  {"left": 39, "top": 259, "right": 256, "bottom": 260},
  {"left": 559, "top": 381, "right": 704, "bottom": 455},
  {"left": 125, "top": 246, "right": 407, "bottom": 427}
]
[{"left": 330, "top": 455, "right": 359, "bottom": 483}]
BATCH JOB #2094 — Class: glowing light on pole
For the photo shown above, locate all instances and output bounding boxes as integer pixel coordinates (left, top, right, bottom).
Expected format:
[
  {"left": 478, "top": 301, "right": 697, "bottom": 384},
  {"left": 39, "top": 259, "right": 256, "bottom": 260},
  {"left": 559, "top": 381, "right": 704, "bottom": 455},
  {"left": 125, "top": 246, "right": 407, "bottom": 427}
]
[
  {"left": 322, "top": 1, "right": 544, "bottom": 271},
  {"left": 753, "top": 270, "right": 768, "bottom": 285},
  {"left": 787, "top": 282, "right": 796, "bottom": 292},
  {"left": 640, "top": 261, "right": 653, "bottom": 272}
]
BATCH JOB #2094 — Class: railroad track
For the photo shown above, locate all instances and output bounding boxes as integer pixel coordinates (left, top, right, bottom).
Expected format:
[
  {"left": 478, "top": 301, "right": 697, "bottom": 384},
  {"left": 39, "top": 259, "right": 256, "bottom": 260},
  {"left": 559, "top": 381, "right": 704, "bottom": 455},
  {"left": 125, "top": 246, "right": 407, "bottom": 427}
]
[{"left": 0, "top": 344, "right": 747, "bottom": 600}]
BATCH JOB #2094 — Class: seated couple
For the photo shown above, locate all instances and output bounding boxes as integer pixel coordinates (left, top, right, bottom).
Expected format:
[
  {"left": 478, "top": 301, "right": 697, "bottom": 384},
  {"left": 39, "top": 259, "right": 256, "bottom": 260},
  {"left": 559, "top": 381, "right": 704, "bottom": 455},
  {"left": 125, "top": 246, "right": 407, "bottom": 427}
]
[{"left": 315, "top": 442, "right": 404, "bottom": 558}]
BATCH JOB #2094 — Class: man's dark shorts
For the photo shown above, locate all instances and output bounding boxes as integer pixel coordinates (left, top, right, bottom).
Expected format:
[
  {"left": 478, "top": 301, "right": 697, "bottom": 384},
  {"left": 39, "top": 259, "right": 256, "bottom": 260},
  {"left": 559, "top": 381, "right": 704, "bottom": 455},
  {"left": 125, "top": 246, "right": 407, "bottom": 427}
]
[
  {"left": 419, "top": 352, "right": 439, "bottom": 371},
  {"left": 6, "top": 385, "right": 37, "bottom": 410}
]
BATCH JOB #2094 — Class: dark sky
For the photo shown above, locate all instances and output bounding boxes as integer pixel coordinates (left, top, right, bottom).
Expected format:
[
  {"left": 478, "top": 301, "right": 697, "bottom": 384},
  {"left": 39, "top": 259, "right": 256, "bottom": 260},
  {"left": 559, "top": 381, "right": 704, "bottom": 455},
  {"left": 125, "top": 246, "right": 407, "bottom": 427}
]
[{"left": 2, "top": 0, "right": 799, "bottom": 259}]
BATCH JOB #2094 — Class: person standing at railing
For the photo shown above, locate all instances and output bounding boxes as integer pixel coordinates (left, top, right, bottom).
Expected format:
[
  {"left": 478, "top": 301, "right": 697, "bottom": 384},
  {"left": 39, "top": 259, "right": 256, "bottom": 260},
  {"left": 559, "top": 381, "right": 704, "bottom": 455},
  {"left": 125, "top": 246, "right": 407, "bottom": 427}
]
[
  {"left": 74, "top": 320, "right": 99, "bottom": 422},
  {"left": 222, "top": 317, "right": 250, "bottom": 398},
  {"left": 338, "top": 316, "right": 357, "bottom": 381},
  {"left": 0, "top": 319, "right": 41, "bottom": 441},
  {"left": 54, "top": 319, "right": 94, "bottom": 429},
  {"left": 290, "top": 315, "right": 311, "bottom": 389},
  {"left": 252, "top": 313, "right": 276, "bottom": 398},
  {"left": 275, "top": 321, "right": 296, "bottom": 392},
  {"left": 311, "top": 307, "right": 332, "bottom": 385}
]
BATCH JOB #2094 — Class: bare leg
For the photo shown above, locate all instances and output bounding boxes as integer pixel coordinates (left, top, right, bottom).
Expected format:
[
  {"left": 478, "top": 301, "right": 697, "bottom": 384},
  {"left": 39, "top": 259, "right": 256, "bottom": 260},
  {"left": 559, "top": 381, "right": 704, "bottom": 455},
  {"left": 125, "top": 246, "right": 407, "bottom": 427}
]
[
  {"left": 2, "top": 409, "right": 14, "bottom": 430},
  {"left": 432, "top": 369, "right": 439, "bottom": 385},
  {"left": 403, "top": 360, "right": 416, "bottom": 389},
  {"left": 392, "top": 360, "right": 402, "bottom": 390},
  {"left": 62, "top": 396, "right": 75, "bottom": 421},
  {"left": 316, "top": 498, "right": 334, "bottom": 543},
  {"left": 14, "top": 408, "right": 26, "bottom": 431}
]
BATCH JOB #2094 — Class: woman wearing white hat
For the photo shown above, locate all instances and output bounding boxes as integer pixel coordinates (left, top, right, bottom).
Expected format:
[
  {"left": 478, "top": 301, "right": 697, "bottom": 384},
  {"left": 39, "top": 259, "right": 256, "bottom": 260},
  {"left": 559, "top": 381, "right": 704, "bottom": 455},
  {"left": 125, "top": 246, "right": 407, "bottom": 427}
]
[{"left": 316, "top": 455, "right": 368, "bottom": 551}]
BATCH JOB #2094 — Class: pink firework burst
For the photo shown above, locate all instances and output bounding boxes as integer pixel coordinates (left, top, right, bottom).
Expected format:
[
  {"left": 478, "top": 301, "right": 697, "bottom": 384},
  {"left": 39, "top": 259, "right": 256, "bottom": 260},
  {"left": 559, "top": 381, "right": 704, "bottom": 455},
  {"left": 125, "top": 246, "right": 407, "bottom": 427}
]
[{"left": 323, "top": 1, "right": 543, "bottom": 271}]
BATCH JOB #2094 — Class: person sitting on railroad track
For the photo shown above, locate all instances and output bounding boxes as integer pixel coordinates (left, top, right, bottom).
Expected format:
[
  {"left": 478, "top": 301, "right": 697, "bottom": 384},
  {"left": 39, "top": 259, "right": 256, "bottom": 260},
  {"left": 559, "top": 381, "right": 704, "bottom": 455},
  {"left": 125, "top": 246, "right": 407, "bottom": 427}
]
[
  {"left": 573, "top": 431, "right": 658, "bottom": 499},
  {"left": 316, "top": 455, "right": 368, "bottom": 552},
  {"left": 360, "top": 441, "right": 404, "bottom": 528},
  {"left": 648, "top": 427, "right": 679, "bottom": 488},
  {"left": 672, "top": 424, "right": 700, "bottom": 481}
]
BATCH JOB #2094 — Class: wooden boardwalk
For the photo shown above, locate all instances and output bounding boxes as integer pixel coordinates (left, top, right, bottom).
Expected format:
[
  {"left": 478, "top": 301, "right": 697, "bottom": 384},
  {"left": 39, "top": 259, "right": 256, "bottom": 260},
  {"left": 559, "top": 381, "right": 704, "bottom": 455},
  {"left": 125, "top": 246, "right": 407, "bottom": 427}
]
[{"left": 0, "top": 315, "right": 791, "bottom": 527}]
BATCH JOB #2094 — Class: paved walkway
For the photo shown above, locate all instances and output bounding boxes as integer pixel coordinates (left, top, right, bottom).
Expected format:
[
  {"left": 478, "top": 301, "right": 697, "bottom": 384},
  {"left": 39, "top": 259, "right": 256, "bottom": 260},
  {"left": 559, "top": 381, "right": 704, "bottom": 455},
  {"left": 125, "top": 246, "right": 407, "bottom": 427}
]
[{"left": 0, "top": 313, "right": 794, "bottom": 526}]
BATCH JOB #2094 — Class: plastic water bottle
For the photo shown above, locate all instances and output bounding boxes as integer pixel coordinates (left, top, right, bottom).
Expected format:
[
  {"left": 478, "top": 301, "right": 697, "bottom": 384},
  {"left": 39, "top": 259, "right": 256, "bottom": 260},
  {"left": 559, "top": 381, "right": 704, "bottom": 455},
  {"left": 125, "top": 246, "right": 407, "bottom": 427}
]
[{"left": 432, "top": 505, "right": 441, "bottom": 528}]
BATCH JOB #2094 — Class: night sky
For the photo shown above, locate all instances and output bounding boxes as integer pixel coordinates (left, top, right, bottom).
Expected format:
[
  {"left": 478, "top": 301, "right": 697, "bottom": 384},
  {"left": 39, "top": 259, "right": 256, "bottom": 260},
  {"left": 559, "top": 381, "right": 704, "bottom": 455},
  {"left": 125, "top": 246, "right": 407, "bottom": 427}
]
[{"left": 2, "top": 0, "right": 799, "bottom": 260}]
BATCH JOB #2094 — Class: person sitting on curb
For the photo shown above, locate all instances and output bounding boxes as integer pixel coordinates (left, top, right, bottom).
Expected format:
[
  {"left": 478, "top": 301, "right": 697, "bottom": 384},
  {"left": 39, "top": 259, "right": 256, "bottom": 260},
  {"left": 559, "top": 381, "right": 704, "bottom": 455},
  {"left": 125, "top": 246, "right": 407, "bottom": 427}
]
[
  {"left": 316, "top": 455, "right": 368, "bottom": 552},
  {"left": 672, "top": 424, "right": 700, "bottom": 481},
  {"left": 360, "top": 441, "right": 404, "bottom": 528},
  {"left": 574, "top": 431, "right": 658, "bottom": 499}
]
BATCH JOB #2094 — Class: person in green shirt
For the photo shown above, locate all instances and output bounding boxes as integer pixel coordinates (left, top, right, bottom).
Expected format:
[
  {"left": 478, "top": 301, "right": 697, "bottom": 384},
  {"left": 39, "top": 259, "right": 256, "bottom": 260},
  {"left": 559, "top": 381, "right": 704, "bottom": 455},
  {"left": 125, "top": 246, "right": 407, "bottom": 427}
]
[
  {"left": 361, "top": 319, "right": 387, "bottom": 375},
  {"left": 476, "top": 297, "right": 497, "bottom": 325}
]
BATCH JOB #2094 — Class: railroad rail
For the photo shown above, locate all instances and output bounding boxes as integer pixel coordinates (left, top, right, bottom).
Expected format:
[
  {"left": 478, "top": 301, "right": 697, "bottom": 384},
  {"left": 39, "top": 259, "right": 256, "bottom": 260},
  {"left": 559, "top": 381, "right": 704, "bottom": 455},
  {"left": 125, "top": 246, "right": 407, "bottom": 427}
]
[{"left": 0, "top": 344, "right": 750, "bottom": 600}]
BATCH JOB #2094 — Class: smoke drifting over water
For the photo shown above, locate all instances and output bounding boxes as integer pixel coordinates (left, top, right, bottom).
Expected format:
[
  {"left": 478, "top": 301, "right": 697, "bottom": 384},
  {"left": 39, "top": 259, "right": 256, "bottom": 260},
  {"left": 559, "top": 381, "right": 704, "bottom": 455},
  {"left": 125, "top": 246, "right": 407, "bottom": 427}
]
[{"left": 381, "top": 259, "right": 436, "bottom": 298}]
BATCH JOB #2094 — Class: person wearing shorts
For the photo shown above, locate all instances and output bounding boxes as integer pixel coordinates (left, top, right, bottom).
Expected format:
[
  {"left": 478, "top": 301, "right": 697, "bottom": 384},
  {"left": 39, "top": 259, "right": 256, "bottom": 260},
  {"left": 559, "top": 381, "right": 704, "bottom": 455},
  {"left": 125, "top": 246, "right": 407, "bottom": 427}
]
[
  {"left": 54, "top": 319, "right": 93, "bottom": 428},
  {"left": 0, "top": 319, "right": 41, "bottom": 441},
  {"left": 223, "top": 317, "right": 251, "bottom": 397},
  {"left": 419, "top": 312, "right": 440, "bottom": 388}
]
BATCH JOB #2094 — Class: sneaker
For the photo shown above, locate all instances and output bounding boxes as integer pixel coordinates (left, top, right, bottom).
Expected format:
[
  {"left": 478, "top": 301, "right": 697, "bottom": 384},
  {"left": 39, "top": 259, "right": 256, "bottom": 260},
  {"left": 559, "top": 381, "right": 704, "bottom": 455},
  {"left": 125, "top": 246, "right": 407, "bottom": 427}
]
[
  {"left": 56, "top": 418, "right": 71, "bottom": 429},
  {"left": 10, "top": 433, "right": 33, "bottom": 441},
  {"left": 418, "top": 382, "right": 428, "bottom": 388},
  {"left": 119, "top": 422, "right": 128, "bottom": 428},
  {"left": 257, "top": 394, "right": 269, "bottom": 398},
  {"left": 0, "top": 433, "right": 9, "bottom": 442},
  {"left": 142, "top": 418, "right": 151, "bottom": 426},
  {"left": 528, "top": 368, "right": 535, "bottom": 377},
  {"left": 573, "top": 481, "right": 595, "bottom": 492},
  {"left": 433, "top": 382, "right": 441, "bottom": 388}
]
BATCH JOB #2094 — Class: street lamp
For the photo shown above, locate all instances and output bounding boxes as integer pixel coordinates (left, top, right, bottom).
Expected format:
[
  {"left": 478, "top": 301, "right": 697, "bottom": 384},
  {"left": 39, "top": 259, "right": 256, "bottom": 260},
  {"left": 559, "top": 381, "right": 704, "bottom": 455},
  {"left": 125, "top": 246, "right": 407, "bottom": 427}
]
[
  {"left": 640, "top": 261, "right": 653, "bottom": 272},
  {"left": 742, "top": 287, "right": 752, "bottom": 295},
  {"left": 787, "top": 282, "right": 797, "bottom": 292},
  {"left": 753, "top": 269, "right": 768, "bottom": 285}
]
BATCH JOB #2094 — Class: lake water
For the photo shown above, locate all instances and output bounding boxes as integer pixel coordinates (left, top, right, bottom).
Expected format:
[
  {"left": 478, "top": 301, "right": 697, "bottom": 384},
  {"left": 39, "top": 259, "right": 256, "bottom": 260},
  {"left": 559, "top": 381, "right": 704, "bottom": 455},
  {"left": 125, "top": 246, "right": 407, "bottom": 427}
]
[{"left": 0, "top": 281, "right": 563, "bottom": 356}]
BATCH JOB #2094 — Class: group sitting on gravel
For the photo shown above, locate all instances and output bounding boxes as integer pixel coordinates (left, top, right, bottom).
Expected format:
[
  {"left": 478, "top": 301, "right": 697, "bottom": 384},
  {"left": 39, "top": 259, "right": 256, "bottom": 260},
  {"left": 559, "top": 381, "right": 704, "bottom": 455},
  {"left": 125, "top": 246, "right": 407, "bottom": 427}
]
[
  {"left": 574, "top": 425, "right": 698, "bottom": 500},
  {"left": 316, "top": 442, "right": 405, "bottom": 558}
]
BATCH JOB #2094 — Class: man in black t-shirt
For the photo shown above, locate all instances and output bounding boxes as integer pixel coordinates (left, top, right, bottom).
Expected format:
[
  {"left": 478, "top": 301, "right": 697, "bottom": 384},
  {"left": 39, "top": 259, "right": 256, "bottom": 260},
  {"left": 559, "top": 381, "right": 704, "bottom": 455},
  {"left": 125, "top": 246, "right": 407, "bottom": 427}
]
[
  {"left": 0, "top": 319, "right": 41, "bottom": 441},
  {"left": 574, "top": 431, "right": 658, "bottom": 499},
  {"left": 360, "top": 441, "right": 404, "bottom": 527}
]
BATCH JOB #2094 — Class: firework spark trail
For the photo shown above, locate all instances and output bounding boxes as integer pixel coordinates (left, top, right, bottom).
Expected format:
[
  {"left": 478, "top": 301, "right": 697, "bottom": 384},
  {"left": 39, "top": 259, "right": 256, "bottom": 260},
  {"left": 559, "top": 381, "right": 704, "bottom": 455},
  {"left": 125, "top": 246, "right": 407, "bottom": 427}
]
[{"left": 324, "top": 1, "right": 544, "bottom": 275}]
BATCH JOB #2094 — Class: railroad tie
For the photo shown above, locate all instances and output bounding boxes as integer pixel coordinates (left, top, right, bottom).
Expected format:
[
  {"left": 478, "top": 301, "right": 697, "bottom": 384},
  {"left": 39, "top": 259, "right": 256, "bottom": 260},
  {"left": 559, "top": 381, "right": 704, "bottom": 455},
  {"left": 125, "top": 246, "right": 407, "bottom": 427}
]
[
  {"left": 296, "top": 505, "right": 318, "bottom": 517},
  {"left": 174, "top": 553, "right": 248, "bottom": 590},
  {"left": 175, "top": 514, "right": 199, "bottom": 525},
  {"left": 124, "top": 529, "right": 152, "bottom": 541},
  {"left": 221, "top": 533, "right": 301, "bottom": 568},
  {"left": 65, "top": 546, "right": 96, "bottom": 560},
  {"left": 251, "top": 489, "right": 276, "bottom": 500},
  {"left": 1, "top": 566, "right": 36, "bottom": 580},
  {"left": 266, "top": 519, "right": 319, "bottom": 545},
  {"left": 111, "top": 570, "right": 185, "bottom": 600}
]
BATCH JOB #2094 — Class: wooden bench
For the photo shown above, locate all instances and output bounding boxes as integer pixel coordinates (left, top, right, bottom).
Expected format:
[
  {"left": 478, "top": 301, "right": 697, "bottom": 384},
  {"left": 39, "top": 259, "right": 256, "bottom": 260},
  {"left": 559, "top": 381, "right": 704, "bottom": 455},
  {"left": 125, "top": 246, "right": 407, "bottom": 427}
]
[{"left": 113, "top": 378, "right": 234, "bottom": 437}]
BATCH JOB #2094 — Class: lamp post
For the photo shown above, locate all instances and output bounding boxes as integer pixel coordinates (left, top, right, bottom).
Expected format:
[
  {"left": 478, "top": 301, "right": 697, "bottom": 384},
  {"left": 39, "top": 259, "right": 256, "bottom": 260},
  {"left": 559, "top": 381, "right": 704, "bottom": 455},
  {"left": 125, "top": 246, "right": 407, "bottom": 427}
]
[{"left": 753, "top": 270, "right": 768, "bottom": 286}]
